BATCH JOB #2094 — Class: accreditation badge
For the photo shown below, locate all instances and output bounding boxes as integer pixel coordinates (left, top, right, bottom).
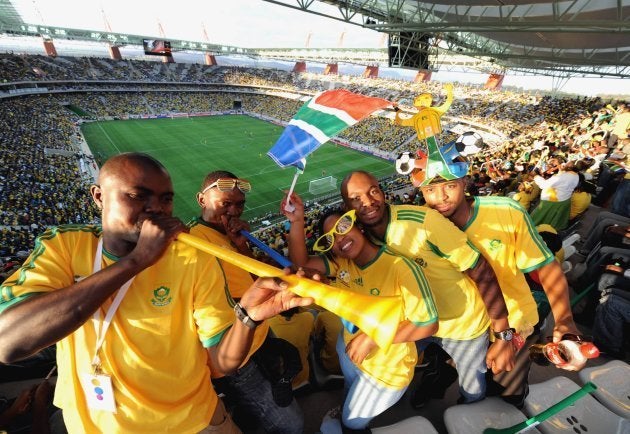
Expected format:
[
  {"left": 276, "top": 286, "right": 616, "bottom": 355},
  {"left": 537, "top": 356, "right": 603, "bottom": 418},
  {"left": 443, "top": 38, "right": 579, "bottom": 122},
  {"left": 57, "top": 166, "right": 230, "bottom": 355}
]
[{"left": 81, "top": 372, "right": 117, "bottom": 413}]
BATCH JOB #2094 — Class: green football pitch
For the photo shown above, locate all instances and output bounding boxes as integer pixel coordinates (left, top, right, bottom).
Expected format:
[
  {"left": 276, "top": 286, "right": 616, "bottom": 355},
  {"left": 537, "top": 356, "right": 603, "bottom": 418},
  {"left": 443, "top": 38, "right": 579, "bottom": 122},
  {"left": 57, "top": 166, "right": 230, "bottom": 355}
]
[{"left": 80, "top": 115, "right": 395, "bottom": 222}]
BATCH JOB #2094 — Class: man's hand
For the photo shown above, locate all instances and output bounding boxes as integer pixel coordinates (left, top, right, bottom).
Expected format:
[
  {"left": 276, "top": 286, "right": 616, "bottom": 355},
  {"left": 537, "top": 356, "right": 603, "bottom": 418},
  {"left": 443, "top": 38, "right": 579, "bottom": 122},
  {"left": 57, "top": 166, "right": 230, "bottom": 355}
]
[
  {"left": 551, "top": 319, "right": 581, "bottom": 343},
  {"left": 220, "top": 215, "right": 251, "bottom": 253},
  {"left": 486, "top": 339, "right": 515, "bottom": 374},
  {"left": 293, "top": 266, "right": 329, "bottom": 285},
  {"left": 346, "top": 332, "right": 378, "bottom": 365},
  {"left": 7, "top": 387, "right": 33, "bottom": 417},
  {"left": 239, "top": 269, "right": 313, "bottom": 322},
  {"left": 129, "top": 215, "right": 187, "bottom": 268},
  {"left": 32, "top": 379, "right": 53, "bottom": 412}
]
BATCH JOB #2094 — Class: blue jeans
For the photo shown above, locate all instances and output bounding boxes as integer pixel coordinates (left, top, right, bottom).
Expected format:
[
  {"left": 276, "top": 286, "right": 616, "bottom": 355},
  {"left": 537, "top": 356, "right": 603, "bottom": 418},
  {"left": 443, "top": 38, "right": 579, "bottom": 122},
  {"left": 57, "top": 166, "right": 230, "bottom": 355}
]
[
  {"left": 611, "top": 178, "right": 630, "bottom": 218},
  {"left": 214, "top": 359, "right": 303, "bottom": 434},
  {"left": 593, "top": 289, "right": 630, "bottom": 356},
  {"left": 417, "top": 331, "right": 489, "bottom": 403},
  {"left": 322, "top": 335, "right": 406, "bottom": 432}
]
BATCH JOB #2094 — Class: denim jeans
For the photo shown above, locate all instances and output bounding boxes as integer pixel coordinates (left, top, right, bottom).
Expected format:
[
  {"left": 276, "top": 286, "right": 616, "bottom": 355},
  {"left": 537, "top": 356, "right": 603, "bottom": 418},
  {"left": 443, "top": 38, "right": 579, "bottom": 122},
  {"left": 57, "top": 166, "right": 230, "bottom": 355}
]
[
  {"left": 321, "top": 335, "right": 406, "bottom": 432},
  {"left": 593, "top": 290, "right": 630, "bottom": 356},
  {"left": 611, "top": 178, "right": 630, "bottom": 218},
  {"left": 213, "top": 359, "right": 303, "bottom": 434},
  {"left": 417, "top": 330, "right": 489, "bottom": 403}
]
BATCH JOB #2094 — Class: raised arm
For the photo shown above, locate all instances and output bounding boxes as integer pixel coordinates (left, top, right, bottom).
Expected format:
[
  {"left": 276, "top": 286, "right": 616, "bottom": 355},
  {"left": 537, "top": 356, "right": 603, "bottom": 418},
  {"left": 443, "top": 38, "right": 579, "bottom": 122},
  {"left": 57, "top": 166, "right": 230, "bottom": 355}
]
[{"left": 280, "top": 192, "right": 326, "bottom": 274}]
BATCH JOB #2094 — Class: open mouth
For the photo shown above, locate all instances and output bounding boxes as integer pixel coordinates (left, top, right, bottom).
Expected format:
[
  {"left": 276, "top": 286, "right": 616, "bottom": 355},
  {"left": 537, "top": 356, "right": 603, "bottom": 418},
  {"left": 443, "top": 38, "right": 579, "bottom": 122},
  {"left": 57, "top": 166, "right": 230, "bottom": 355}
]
[
  {"left": 362, "top": 207, "right": 381, "bottom": 221},
  {"left": 339, "top": 239, "right": 353, "bottom": 252}
]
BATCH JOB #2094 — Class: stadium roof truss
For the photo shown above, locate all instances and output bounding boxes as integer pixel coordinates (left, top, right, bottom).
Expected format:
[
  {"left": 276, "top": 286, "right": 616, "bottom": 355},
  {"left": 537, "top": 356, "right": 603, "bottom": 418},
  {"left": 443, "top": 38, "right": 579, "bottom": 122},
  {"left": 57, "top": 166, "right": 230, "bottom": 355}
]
[
  {"left": 2, "top": 0, "right": 628, "bottom": 80},
  {"left": 262, "top": 0, "right": 630, "bottom": 78},
  {"left": 0, "top": 0, "right": 246, "bottom": 56}
]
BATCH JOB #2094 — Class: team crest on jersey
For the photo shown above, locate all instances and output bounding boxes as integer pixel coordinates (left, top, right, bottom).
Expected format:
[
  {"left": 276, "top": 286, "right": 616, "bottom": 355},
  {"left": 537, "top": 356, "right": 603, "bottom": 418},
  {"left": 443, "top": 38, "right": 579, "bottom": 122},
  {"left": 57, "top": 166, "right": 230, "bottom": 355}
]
[
  {"left": 370, "top": 288, "right": 380, "bottom": 295},
  {"left": 413, "top": 257, "right": 427, "bottom": 268},
  {"left": 337, "top": 270, "right": 351, "bottom": 286},
  {"left": 151, "top": 286, "right": 172, "bottom": 307},
  {"left": 489, "top": 239, "right": 503, "bottom": 251}
]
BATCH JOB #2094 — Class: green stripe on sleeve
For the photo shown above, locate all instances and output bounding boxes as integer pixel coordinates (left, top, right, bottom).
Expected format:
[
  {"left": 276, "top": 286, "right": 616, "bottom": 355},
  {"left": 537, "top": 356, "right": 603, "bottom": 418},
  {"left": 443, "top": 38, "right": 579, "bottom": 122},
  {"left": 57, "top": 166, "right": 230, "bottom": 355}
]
[
  {"left": 202, "top": 326, "right": 231, "bottom": 348},
  {"left": 0, "top": 294, "right": 34, "bottom": 314},
  {"left": 399, "top": 255, "right": 438, "bottom": 321}
]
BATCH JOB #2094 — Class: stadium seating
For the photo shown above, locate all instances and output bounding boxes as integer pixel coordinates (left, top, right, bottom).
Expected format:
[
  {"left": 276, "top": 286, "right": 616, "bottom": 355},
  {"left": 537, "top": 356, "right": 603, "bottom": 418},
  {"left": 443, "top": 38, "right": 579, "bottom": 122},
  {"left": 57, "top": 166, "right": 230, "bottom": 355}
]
[
  {"left": 523, "top": 376, "right": 629, "bottom": 434},
  {"left": 444, "top": 397, "right": 542, "bottom": 434},
  {"left": 578, "top": 360, "right": 630, "bottom": 418}
]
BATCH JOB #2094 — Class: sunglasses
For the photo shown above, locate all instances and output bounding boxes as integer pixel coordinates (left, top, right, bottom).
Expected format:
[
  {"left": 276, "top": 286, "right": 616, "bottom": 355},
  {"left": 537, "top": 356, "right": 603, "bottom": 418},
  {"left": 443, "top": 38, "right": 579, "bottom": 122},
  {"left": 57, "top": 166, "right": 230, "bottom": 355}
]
[
  {"left": 201, "top": 178, "right": 251, "bottom": 194},
  {"left": 313, "top": 210, "right": 357, "bottom": 253}
]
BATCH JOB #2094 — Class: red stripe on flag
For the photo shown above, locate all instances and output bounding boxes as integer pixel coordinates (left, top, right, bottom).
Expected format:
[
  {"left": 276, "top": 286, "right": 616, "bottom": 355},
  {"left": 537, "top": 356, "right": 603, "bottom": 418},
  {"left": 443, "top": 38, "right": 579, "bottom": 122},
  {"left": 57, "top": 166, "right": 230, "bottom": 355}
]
[{"left": 313, "top": 89, "right": 391, "bottom": 121}]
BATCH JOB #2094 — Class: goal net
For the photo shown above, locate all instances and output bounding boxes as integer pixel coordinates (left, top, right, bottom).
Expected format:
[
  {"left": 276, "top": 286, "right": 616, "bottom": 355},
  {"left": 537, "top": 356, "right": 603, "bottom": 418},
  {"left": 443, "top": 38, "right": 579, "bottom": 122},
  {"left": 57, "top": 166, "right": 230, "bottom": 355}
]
[{"left": 308, "top": 176, "right": 337, "bottom": 195}]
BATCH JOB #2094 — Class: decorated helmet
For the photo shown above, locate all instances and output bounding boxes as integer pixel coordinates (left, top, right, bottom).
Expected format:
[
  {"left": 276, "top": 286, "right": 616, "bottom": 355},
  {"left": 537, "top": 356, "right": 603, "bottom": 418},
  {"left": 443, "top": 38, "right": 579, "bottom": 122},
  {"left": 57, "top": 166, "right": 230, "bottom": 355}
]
[{"left": 410, "top": 140, "right": 470, "bottom": 187}]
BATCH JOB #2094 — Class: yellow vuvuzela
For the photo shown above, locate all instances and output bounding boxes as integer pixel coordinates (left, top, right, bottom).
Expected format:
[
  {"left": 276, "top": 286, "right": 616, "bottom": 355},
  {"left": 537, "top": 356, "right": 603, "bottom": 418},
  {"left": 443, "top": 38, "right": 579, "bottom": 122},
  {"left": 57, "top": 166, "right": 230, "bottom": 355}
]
[{"left": 178, "top": 233, "right": 401, "bottom": 349}]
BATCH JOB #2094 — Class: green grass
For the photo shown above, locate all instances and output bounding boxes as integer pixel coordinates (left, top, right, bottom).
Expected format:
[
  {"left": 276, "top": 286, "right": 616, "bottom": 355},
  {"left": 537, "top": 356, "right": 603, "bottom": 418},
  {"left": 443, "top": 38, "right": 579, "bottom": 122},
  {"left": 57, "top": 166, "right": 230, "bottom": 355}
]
[{"left": 80, "top": 115, "right": 394, "bottom": 222}]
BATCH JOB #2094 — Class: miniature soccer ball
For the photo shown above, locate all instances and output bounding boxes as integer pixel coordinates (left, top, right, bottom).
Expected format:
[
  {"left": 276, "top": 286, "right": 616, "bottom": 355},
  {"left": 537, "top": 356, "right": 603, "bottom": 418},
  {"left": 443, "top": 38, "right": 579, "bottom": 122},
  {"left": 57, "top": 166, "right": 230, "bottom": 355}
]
[
  {"left": 455, "top": 131, "right": 484, "bottom": 156},
  {"left": 395, "top": 152, "right": 416, "bottom": 175}
]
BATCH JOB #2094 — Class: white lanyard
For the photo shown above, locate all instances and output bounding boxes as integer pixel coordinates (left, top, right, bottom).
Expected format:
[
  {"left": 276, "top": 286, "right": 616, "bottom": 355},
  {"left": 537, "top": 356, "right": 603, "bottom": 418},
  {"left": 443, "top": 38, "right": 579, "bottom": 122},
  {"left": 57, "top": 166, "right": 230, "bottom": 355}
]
[{"left": 90, "top": 238, "right": 135, "bottom": 372}]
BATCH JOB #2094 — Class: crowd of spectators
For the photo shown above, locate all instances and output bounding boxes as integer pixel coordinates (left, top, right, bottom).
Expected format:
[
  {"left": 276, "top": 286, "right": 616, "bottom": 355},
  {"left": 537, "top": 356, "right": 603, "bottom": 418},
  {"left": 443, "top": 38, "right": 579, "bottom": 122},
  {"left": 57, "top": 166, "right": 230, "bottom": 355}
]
[
  {"left": 0, "top": 51, "right": 629, "bottom": 434},
  {"left": 1, "top": 53, "right": 628, "bottom": 276}
]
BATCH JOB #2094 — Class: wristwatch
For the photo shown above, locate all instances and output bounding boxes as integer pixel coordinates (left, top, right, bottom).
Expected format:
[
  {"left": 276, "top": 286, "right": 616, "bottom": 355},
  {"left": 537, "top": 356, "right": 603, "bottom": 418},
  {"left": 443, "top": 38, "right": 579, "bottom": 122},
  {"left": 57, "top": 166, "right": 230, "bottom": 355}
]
[
  {"left": 234, "top": 303, "right": 261, "bottom": 329},
  {"left": 493, "top": 328, "right": 516, "bottom": 341}
]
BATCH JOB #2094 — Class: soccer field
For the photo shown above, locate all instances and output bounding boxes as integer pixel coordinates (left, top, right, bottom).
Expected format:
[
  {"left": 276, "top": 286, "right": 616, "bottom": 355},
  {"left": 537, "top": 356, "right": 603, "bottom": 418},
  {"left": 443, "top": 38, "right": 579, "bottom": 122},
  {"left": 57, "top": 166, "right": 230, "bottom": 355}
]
[{"left": 80, "top": 115, "right": 395, "bottom": 222}]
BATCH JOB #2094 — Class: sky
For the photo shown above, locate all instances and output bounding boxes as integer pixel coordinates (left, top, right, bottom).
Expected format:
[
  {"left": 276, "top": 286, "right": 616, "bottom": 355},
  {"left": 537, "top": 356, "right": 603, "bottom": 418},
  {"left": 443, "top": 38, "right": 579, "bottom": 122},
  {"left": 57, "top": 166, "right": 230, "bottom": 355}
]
[{"left": 6, "top": 0, "right": 630, "bottom": 97}]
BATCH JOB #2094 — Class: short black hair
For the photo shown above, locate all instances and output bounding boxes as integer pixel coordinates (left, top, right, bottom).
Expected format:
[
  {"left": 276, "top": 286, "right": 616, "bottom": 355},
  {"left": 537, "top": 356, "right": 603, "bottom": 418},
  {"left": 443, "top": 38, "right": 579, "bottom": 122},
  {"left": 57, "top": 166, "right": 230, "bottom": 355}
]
[{"left": 200, "top": 170, "right": 238, "bottom": 191}]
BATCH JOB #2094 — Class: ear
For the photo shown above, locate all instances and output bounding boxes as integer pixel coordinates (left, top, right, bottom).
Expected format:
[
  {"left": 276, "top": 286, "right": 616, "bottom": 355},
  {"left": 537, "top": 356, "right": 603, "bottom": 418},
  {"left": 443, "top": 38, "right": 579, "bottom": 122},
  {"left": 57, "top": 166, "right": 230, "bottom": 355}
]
[
  {"left": 90, "top": 184, "right": 103, "bottom": 210},
  {"left": 196, "top": 192, "right": 205, "bottom": 208}
]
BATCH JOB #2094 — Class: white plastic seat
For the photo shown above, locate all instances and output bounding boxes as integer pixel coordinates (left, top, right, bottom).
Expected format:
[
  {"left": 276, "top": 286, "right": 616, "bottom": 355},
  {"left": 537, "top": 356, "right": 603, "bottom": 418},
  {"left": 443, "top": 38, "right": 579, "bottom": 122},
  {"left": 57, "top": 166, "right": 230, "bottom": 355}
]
[
  {"left": 523, "top": 376, "right": 630, "bottom": 434},
  {"left": 373, "top": 415, "right": 438, "bottom": 434},
  {"left": 578, "top": 359, "right": 630, "bottom": 418},
  {"left": 443, "top": 397, "right": 542, "bottom": 434}
]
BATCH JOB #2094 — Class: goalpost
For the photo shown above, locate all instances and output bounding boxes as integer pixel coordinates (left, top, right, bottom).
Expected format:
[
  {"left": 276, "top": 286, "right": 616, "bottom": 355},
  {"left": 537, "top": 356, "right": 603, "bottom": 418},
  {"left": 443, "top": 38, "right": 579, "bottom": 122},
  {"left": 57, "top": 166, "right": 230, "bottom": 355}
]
[{"left": 308, "top": 175, "right": 337, "bottom": 195}]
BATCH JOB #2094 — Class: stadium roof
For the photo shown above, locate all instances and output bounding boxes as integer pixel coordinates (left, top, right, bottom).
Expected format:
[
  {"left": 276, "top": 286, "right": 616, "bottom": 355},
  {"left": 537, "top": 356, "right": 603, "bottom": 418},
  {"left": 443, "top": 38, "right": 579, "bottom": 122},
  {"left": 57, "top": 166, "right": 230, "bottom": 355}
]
[
  {"left": 264, "top": 0, "right": 630, "bottom": 78},
  {"left": 2, "top": 0, "right": 628, "bottom": 80}
]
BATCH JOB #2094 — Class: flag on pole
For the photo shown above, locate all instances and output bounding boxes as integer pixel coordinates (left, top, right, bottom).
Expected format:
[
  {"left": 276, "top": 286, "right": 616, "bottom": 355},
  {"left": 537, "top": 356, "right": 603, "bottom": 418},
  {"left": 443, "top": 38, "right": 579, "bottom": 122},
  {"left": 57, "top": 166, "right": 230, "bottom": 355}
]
[{"left": 267, "top": 89, "right": 391, "bottom": 168}]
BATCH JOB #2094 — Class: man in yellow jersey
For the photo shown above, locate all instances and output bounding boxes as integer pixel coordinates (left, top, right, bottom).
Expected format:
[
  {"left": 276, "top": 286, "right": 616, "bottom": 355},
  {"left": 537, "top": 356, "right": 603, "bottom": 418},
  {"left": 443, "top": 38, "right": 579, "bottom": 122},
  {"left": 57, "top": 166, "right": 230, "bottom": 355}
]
[
  {"left": 0, "top": 153, "right": 310, "bottom": 433},
  {"left": 341, "top": 170, "right": 514, "bottom": 406},
  {"left": 189, "top": 170, "right": 303, "bottom": 433},
  {"left": 418, "top": 145, "right": 581, "bottom": 407}
]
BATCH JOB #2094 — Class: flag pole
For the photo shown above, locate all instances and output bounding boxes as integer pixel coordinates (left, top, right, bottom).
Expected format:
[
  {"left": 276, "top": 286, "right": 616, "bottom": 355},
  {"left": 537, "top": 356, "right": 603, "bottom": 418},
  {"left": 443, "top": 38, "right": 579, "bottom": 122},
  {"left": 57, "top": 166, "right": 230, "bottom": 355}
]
[
  {"left": 240, "top": 230, "right": 292, "bottom": 268},
  {"left": 283, "top": 169, "right": 300, "bottom": 212},
  {"left": 284, "top": 159, "right": 304, "bottom": 212}
]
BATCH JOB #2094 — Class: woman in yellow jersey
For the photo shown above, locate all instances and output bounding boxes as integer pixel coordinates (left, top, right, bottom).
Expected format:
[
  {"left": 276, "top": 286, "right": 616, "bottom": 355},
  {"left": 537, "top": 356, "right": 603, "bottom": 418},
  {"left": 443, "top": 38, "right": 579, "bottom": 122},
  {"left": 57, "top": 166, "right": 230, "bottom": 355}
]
[{"left": 281, "top": 192, "right": 438, "bottom": 433}]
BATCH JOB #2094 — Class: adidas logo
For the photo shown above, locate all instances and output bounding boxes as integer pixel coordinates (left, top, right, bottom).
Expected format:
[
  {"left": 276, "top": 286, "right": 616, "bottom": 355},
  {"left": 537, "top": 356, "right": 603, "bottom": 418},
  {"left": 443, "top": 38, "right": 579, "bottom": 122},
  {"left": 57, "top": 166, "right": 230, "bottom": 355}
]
[{"left": 353, "top": 277, "right": 363, "bottom": 286}]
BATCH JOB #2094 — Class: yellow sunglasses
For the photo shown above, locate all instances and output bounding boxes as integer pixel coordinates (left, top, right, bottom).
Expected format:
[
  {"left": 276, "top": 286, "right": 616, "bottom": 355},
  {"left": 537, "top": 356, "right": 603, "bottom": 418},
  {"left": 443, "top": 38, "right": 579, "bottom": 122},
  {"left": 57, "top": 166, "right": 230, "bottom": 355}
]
[
  {"left": 313, "top": 210, "right": 357, "bottom": 253},
  {"left": 201, "top": 178, "right": 251, "bottom": 194}
]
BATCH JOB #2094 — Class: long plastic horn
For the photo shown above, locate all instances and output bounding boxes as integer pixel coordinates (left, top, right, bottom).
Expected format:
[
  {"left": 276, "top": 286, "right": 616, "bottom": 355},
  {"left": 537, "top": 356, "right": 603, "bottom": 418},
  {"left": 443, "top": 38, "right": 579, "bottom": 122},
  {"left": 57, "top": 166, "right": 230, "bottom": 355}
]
[{"left": 178, "top": 233, "right": 400, "bottom": 349}]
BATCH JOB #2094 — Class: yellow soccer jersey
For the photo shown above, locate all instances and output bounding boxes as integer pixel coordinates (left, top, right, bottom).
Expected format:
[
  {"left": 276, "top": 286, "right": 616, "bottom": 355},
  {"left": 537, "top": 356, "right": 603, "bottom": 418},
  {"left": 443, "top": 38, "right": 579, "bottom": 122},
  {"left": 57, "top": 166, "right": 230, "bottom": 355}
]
[
  {"left": 0, "top": 225, "right": 234, "bottom": 433},
  {"left": 268, "top": 311, "right": 315, "bottom": 388},
  {"left": 188, "top": 217, "right": 255, "bottom": 299},
  {"left": 188, "top": 218, "right": 269, "bottom": 366},
  {"left": 462, "top": 197, "right": 555, "bottom": 336},
  {"left": 323, "top": 247, "right": 438, "bottom": 389},
  {"left": 374, "top": 204, "right": 489, "bottom": 340}
]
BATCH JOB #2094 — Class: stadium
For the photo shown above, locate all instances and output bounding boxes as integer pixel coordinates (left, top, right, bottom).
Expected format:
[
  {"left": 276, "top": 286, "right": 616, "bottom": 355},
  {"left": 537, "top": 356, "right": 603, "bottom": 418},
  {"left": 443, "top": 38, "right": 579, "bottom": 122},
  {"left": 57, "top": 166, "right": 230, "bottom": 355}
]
[{"left": 0, "top": 0, "right": 629, "bottom": 433}]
